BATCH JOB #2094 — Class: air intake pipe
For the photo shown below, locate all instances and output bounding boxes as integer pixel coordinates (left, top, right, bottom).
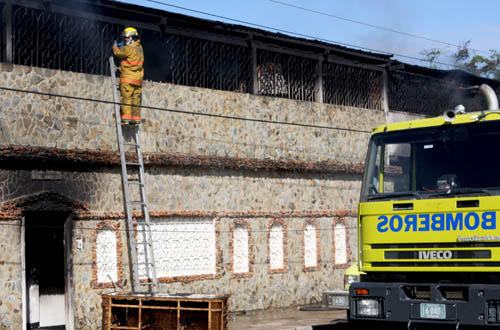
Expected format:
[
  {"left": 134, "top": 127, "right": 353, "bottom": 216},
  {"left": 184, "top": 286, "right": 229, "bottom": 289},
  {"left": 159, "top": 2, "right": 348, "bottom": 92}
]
[
  {"left": 479, "top": 83, "right": 499, "bottom": 111},
  {"left": 444, "top": 84, "right": 499, "bottom": 122}
]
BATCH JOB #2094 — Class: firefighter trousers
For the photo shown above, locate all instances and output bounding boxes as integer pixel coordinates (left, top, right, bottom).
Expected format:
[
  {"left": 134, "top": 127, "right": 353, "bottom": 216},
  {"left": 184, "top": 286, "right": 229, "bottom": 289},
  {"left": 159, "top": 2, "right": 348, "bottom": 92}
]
[{"left": 120, "top": 82, "right": 142, "bottom": 122}]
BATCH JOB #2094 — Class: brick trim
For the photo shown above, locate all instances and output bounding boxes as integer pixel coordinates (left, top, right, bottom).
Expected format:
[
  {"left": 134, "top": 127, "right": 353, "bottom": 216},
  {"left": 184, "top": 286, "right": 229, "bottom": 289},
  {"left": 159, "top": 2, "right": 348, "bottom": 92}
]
[
  {"left": 0, "top": 145, "right": 364, "bottom": 174},
  {"left": 332, "top": 217, "right": 351, "bottom": 269},
  {"left": 267, "top": 218, "right": 288, "bottom": 274},
  {"left": 229, "top": 219, "right": 254, "bottom": 278},
  {"left": 0, "top": 208, "right": 357, "bottom": 221},
  {"left": 92, "top": 220, "right": 124, "bottom": 289},
  {"left": 74, "top": 209, "right": 357, "bottom": 221},
  {"left": 302, "top": 218, "right": 321, "bottom": 272}
]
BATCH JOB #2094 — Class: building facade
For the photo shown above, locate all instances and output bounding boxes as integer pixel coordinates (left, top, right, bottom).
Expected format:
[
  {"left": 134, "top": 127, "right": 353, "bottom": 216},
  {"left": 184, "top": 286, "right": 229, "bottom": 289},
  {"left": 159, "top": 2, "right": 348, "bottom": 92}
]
[{"left": 0, "top": 1, "right": 498, "bottom": 329}]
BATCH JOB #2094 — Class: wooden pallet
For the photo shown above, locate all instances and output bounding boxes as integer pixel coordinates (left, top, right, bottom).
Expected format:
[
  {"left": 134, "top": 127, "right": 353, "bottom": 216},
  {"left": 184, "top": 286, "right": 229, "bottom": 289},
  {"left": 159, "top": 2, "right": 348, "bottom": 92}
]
[{"left": 102, "top": 292, "right": 229, "bottom": 330}]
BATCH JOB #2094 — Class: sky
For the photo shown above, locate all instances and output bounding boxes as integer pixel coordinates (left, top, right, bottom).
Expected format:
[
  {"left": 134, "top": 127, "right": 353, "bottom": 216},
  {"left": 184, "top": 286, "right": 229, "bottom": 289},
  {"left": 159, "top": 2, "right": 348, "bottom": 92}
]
[{"left": 116, "top": 0, "right": 500, "bottom": 69}]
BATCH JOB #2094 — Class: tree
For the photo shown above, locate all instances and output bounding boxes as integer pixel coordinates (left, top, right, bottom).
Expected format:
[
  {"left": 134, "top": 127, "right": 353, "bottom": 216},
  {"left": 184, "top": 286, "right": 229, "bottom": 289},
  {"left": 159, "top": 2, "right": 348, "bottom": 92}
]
[
  {"left": 419, "top": 48, "right": 442, "bottom": 69},
  {"left": 421, "top": 40, "right": 500, "bottom": 80}
]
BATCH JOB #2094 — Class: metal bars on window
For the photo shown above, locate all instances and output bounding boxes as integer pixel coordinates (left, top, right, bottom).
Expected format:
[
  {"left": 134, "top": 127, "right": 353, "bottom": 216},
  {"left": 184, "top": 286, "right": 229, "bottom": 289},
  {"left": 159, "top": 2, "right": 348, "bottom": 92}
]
[
  {"left": 256, "top": 49, "right": 316, "bottom": 102},
  {"left": 12, "top": 5, "right": 119, "bottom": 76},
  {"left": 388, "top": 71, "right": 485, "bottom": 116},
  {"left": 323, "top": 61, "right": 383, "bottom": 110},
  {"left": 164, "top": 34, "right": 252, "bottom": 93},
  {"left": 8, "top": 4, "right": 392, "bottom": 111}
]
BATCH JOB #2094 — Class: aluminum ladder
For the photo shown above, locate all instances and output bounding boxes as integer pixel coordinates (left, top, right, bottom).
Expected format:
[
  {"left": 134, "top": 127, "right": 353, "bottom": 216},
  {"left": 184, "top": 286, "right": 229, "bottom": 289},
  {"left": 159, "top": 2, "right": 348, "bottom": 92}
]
[{"left": 109, "top": 56, "right": 158, "bottom": 292}]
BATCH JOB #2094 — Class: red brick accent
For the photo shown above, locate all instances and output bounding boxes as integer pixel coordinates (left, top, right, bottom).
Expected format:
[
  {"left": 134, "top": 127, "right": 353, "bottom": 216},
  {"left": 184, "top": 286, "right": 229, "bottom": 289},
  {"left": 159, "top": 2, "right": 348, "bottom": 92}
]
[
  {"left": 0, "top": 206, "right": 357, "bottom": 222},
  {"left": 229, "top": 219, "right": 254, "bottom": 278},
  {"left": 302, "top": 218, "right": 321, "bottom": 272},
  {"left": 332, "top": 217, "right": 351, "bottom": 269},
  {"left": 267, "top": 218, "right": 288, "bottom": 274},
  {"left": 92, "top": 220, "right": 124, "bottom": 289},
  {"left": 0, "top": 145, "right": 364, "bottom": 174},
  {"left": 74, "top": 209, "right": 357, "bottom": 221}
]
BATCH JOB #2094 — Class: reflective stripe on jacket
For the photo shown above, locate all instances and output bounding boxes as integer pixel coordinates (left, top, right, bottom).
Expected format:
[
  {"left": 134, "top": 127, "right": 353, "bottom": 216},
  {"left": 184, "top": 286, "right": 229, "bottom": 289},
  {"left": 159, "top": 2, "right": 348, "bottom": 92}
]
[{"left": 113, "top": 40, "right": 144, "bottom": 86}]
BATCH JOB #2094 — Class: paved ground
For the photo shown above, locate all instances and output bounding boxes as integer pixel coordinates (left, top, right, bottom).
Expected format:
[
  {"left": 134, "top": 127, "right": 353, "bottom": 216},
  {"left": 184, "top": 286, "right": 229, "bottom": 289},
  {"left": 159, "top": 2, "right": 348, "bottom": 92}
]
[{"left": 229, "top": 307, "right": 347, "bottom": 330}]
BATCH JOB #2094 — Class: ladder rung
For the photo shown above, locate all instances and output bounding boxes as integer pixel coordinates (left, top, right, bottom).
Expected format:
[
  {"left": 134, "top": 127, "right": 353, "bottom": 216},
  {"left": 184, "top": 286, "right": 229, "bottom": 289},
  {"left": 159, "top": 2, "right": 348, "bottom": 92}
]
[
  {"left": 125, "top": 162, "right": 142, "bottom": 166},
  {"left": 128, "top": 181, "right": 145, "bottom": 186},
  {"left": 124, "top": 142, "right": 139, "bottom": 147},
  {"left": 130, "top": 201, "right": 146, "bottom": 204},
  {"left": 138, "top": 283, "right": 158, "bottom": 287},
  {"left": 135, "top": 221, "right": 151, "bottom": 225}
]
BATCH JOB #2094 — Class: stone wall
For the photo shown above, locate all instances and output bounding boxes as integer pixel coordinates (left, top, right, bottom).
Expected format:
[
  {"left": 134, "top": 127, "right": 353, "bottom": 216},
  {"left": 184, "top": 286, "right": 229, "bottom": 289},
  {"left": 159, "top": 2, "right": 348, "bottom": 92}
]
[
  {"left": 0, "top": 62, "right": 386, "bottom": 329},
  {"left": 0, "top": 220, "right": 22, "bottom": 330},
  {"left": 0, "top": 62, "right": 382, "bottom": 163}
]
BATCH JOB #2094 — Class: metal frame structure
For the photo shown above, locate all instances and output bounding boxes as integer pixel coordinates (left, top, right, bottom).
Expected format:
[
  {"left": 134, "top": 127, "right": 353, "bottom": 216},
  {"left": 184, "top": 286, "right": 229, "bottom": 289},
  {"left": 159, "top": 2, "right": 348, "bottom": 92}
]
[
  {"left": 2, "top": 0, "right": 499, "bottom": 115},
  {"left": 0, "top": 0, "right": 391, "bottom": 111}
]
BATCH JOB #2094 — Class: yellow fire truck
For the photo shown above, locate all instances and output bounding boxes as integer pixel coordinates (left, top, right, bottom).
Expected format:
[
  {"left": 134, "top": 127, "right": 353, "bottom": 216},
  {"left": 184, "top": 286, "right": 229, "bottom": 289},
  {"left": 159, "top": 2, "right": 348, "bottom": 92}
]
[{"left": 349, "top": 84, "right": 500, "bottom": 329}]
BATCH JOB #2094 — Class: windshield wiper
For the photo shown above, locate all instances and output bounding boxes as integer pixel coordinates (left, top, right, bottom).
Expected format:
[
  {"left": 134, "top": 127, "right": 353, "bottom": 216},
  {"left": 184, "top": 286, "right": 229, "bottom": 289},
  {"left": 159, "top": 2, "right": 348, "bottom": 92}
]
[
  {"left": 429, "top": 188, "right": 493, "bottom": 197},
  {"left": 368, "top": 191, "right": 423, "bottom": 201}
]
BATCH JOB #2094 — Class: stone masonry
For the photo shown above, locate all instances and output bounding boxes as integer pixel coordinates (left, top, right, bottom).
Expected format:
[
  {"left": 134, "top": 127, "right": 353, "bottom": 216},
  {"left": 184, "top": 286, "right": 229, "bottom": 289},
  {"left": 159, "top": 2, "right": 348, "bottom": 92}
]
[{"left": 0, "top": 62, "right": 386, "bottom": 329}]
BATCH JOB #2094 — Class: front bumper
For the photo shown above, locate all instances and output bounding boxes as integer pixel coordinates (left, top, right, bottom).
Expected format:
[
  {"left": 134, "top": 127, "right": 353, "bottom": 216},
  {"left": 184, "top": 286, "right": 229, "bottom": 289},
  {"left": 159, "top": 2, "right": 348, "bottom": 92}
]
[{"left": 349, "top": 282, "right": 500, "bottom": 327}]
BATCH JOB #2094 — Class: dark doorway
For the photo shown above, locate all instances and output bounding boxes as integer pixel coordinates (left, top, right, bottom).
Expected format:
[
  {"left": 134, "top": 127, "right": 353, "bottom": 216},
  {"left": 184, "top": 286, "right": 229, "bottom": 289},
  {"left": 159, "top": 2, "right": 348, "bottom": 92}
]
[{"left": 25, "top": 211, "right": 69, "bottom": 330}]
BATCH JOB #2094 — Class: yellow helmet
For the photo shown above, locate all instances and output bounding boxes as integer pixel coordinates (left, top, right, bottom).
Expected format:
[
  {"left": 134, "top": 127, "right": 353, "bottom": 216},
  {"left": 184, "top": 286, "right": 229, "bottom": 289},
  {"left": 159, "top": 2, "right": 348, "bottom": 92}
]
[{"left": 121, "top": 27, "right": 139, "bottom": 39}]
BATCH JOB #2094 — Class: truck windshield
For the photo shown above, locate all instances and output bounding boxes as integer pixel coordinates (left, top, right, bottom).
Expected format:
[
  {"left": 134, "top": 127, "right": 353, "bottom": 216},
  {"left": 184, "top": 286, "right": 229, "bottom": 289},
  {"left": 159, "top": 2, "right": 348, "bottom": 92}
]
[{"left": 360, "top": 120, "right": 500, "bottom": 202}]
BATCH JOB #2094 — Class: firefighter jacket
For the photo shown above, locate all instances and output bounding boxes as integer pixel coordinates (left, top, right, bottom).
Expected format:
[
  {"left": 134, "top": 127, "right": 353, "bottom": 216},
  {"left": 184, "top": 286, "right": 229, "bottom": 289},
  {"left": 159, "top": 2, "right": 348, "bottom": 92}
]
[{"left": 113, "top": 40, "right": 144, "bottom": 86}]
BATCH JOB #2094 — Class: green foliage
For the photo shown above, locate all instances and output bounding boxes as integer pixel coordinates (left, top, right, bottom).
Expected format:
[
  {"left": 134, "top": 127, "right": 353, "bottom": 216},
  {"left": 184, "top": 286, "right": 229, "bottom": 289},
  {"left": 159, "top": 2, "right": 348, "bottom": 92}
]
[
  {"left": 420, "top": 48, "right": 442, "bottom": 69},
  {"left": 421, "top": 40, "right": 500, "bottom": 80}
]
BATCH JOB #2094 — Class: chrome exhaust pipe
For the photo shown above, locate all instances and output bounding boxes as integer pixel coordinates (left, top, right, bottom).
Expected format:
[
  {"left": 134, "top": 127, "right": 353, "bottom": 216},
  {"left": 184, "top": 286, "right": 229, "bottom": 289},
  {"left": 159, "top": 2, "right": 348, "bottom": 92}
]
[{"left": 479, "top": 84, "right": 498, "bottom": 110}]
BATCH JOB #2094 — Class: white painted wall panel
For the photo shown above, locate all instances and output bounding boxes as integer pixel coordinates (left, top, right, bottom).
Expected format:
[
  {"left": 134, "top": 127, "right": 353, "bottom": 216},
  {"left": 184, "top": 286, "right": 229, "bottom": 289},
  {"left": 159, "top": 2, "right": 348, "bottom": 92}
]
[
  {"left": 233, "top": 225, "right": 249, "bottom": 274},
  {"left": 96, "top": 229, "right": 118, "bottom": 283},
  {"left": 269, "top": 223, "right": 284, "bottom": 270},
  {"left": 334, "top": 222, "right": 347, "bottom": 264},
  {"left": 39, "top": 294, "right": 65, "bottom": 327},
  {"left": 304, "top": 223, "right": 317, "bottom": 268},
  {"left": 138, "top": 218, "right": 216, "bottom": 279}
]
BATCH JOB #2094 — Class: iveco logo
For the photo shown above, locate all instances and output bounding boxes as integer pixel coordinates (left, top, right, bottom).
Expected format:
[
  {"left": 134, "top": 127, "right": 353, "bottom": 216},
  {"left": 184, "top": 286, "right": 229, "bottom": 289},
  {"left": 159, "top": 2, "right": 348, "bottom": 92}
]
[{"left": 418, "top": 250, "right": 453, "bottom": 259}]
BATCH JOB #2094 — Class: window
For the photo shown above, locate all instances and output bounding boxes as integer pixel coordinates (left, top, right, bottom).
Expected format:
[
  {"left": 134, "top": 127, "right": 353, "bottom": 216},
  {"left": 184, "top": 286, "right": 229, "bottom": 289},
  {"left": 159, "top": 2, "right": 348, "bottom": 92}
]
[
  {"left": 304, "top": 221, "right": 318, "bottom": 269},
  {"left": 361, "top": 121, "right": 500, "bottom": 202},
  {"left": 233, "top": 223, "right": 250, "bottom": 274},
  {"left": 138, "top": 218, "right": 216, "bottom": 279},
  {"left": 269, "top": 221, "right": 285, "bottom": 271},
  {"left": 96, "top": 228, "right": 118, "bottom": 283},
  {"left": 334, "top": 221, "right": 347, "bottom": 265}
]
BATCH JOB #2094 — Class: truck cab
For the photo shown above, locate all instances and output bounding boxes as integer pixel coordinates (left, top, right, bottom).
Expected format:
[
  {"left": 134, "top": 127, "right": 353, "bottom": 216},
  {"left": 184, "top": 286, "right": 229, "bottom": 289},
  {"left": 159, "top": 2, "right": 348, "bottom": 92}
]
[{"left": 349, "top": 86, "right": 500, "bottom": 328}]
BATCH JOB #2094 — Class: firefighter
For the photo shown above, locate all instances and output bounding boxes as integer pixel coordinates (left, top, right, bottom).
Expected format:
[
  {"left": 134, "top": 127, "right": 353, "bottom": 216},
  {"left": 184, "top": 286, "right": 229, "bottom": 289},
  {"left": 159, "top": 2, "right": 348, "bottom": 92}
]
[{"left": 112, "top": 27, "right": 144, "bottom": 125}]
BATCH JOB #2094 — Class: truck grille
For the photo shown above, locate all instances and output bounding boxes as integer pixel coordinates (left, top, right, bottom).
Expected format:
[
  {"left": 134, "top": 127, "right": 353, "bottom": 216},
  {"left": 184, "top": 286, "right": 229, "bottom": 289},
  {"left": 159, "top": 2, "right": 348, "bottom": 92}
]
[
  {"left": 439, "top": 286, "right": 467, "bottom": 301},
  {"left": 402, "top": 286, "right": 431, "bottom": 300},
  {"left": 402, "top": 286, "right": 468, "bottom": 301},
  {"left": 384, "top": 250, "right": 491, "bottom": 260}
]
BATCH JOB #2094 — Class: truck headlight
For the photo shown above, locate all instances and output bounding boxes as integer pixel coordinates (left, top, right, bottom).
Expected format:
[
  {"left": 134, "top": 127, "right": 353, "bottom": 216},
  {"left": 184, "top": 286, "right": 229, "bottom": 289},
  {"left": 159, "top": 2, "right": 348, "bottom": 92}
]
[
  {"left": 356, "top": 299, "right": 381, "bottom": 317},
  {"left": 487, "top": 301, "right": 500, "bottom": 324}
]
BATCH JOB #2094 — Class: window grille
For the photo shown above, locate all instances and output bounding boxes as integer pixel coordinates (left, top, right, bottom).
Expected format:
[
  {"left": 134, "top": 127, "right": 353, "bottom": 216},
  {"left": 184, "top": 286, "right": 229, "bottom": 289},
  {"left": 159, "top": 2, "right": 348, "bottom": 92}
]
[
  {"left": 323, "top": 61, "right": 383, "bottom": 110},
  {"left": 388, "top": 71, "right": 488, "bottom": 116},
  {"left": 257, "top": 49, "right": 316, "bottom": 102}
]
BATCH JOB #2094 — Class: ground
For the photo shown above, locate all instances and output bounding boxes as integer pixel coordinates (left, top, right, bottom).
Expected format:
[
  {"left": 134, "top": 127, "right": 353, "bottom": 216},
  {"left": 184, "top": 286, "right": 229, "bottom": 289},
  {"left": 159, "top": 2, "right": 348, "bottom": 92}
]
[{"left": 229, "top": 307, "right": 347, "bottom": 330}]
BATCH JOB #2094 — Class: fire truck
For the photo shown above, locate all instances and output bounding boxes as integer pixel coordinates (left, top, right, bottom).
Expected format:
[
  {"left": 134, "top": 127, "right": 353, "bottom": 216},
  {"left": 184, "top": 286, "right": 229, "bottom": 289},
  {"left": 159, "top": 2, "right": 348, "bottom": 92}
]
[{"left": 348, "top": 84, "right": 500, "bottom": 329}]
